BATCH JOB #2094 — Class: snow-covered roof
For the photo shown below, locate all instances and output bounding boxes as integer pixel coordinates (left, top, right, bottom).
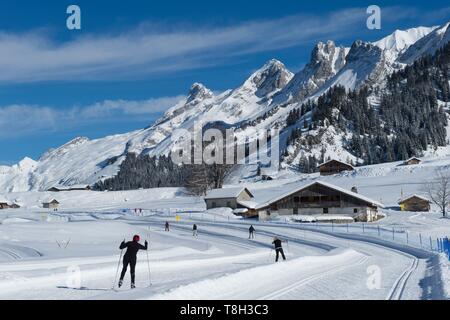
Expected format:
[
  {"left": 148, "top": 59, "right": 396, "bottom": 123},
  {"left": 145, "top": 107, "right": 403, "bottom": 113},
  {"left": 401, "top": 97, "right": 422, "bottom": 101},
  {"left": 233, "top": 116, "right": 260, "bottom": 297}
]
[
  {"left": 398, "top": 194, "right": 430, "bottom": 204},
  {"left": 404, "top": 157, "right": 421, "bottom": 162},
  {"left": 43, "top": 199, "right": 60, "bottom": 204},
  {"left": 237, "top": 200, "right": 258, "bottom": 209},
  {"left": 205, "top": 187, "right": 254, "bottom": 200},
  {"left": 0, "top": 199, "right": 20, "bottom": 206},
  {"left": 48, "top": 184, "right": 90, "bottom": 191},
  {"left": 256, "top": 180, "right": 383, "bottom": 209},
  {"left": 317, "top": 159, "right": 354, "bottom": 169}
]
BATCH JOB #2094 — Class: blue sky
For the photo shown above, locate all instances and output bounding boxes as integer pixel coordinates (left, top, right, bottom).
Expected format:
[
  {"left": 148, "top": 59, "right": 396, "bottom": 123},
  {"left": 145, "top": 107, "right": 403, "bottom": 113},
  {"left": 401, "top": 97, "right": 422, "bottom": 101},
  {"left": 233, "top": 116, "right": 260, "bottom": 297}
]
[{"left": 0, "top": 0, "right": 449, "bottom": 164}]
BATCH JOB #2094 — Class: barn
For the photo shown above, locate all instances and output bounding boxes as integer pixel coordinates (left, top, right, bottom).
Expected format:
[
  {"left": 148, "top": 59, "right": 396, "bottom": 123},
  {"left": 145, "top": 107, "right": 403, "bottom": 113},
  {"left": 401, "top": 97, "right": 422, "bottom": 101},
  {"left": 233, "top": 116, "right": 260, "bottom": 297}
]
[
  {"left": 43, "top": 199, "right": 60, "bottom": 209},
  {"left": 47, "top": 185, "right": 91, "bottom": 192},
  {"left": 0, "top": 200, "right": 20, "bottom": 209},
  {"left": 398, "top": 195, "right": 430, "bottom": 212},
  {"left": 403, "top": 157, "right": 421, "bottom": 166},
  {"left": 255, "top": 181, "right": 383, "bottom": 222},
  {"left": 204, "top": 187, "right": 256, "bottom": 212},
  {"left": 318, "top": 159, "right": 354, "bottom": 176}
]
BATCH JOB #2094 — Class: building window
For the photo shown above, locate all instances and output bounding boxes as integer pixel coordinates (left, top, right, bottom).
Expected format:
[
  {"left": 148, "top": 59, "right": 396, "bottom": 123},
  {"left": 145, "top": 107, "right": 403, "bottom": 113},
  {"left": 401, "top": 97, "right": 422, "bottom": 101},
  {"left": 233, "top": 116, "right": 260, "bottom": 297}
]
[
  {"left": 354, "top": 208, "right": 358, "bottom": 214},
  {"left": 323, "top": 208, "right": 329, "bottom": 214},
  {"left": 294, "top": 196, "right": 300, "bottom": 203},
  {"left": 212, "top": 202, "right": 216, "bottom": 208},
  {"left": 227, "top": 201, "right": 231, "bottom": 207}
]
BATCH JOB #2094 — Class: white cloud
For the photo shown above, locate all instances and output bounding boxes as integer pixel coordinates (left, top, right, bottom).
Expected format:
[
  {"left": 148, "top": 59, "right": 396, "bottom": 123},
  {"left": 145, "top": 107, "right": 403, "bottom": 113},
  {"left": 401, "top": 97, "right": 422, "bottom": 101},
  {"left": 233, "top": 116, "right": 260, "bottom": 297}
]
[
  {"left": 0, "top": 6, "right": 418, "bottom": 83},
  {"left": 0, "top": 95, "right": 185, "bottom": 138}
]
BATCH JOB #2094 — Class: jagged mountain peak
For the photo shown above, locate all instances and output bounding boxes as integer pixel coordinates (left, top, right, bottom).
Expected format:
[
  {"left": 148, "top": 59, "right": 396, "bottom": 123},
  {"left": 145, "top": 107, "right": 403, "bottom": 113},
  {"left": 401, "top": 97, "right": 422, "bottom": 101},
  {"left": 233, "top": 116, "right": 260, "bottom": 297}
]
[
  {"left": 241, "top": 59, "right": 293, "bottom": 98},
  {"left": 346, "top": 40, "right": 382, "bottom": 62},
  {"left": 312, "top": 40, "right": 338, "bottom": 62},
  {"left": 373, "top": 26, "right": 437, "bottom": 53},
  {"left": 271, "top": 40, "right": 348, "bottom": 105},
  {"left": 186, "top": 82, "right": 214, "bottom": 103}
]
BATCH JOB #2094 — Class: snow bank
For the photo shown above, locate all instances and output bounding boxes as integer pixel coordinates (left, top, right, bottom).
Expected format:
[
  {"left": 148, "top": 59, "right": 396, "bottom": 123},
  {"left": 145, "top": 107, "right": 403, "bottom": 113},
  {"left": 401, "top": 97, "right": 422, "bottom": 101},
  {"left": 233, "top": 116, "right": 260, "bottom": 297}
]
[
  {"left": 288, "top": 215, "right": 355, "bottom": 223},
  {"left": 149, "top": 249, "right": 363, "bottom": 300},
  {"left": 205, "top": 208, "right": 241, "bottom": 220},
  {"left": 0, "top": 218, "right": 32, "bottom": 224}
]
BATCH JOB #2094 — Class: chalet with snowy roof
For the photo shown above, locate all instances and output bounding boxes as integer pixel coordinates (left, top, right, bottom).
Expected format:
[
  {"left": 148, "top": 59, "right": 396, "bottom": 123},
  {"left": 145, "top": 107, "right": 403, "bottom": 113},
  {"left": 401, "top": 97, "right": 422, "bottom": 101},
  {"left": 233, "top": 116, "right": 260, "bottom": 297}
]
[
  {"left": 255, "top": 181, "right": 383, "bottom": 222},
  {"left": 403, "top": 157, "right": 421, "bottom": 166},
  {"left": 43, "top": 199, "right": 60, "bottom": 209},
  {"left": 47, "top": 184, "right": 91, "bottom": 192},
  {"left": 0, "top": 198, "right": 21, "bottom": 209},
  {"left": 398, "top": 195, "right": 430, "bottom": 212},
  {"left": 318, "top": 159, "right": 354, "bottom": 176},
  {"left": 204, "top": 187, "right": 256, "bottom": 213}
]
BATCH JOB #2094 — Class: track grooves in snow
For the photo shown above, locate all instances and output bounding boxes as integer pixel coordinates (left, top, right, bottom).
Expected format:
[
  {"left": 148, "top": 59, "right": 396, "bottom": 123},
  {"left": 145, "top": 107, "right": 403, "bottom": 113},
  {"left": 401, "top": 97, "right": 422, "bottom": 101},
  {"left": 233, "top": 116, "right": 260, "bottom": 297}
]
[
  {"left": 169, "top": 220, "right": 445, "bottom": 300},
  {"left": 258, "top": 255, "right": 369, "bottom": 300},
  {"left": 149, "top": 249, "right": 366, "bottom": 300},
  {"left": 386, "top": 256, "right": 419, "bottom": 300}
]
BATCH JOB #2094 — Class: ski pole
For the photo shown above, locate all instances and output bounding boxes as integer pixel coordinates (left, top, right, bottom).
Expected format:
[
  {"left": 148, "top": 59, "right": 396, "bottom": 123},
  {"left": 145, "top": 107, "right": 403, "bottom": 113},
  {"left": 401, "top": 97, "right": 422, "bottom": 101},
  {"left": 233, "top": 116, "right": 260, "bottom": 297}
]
[
  {"left": 146, "top": 243, "right": 151, "bottom": 287},
  {"left": 112, "top": 241, "right": 125, "bottom": 289},
  {"left": 147, "top": 232, "right": 152, "bottom": 286}
]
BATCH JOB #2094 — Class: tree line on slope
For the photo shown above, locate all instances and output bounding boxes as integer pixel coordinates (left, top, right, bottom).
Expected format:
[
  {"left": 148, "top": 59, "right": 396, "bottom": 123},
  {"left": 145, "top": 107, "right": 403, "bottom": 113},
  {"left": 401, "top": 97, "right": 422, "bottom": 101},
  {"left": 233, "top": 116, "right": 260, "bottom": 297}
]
[{"left": 286, "top": 41, "right": 450, "bottom": 168}]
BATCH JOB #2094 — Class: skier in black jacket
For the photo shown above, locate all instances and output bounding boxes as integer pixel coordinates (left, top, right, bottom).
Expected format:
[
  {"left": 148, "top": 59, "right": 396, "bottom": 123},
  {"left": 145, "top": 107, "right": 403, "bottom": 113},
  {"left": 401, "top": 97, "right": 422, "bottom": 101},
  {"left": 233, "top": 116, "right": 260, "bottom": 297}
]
[
  {"left": 193, "top": 224, "right": 198, "bottom": 237},
  {"left": 249, "top": 225, "right": 255, "bottom": 239},
  {"left": 118, "top": 235, "right": 148, "bottom": 288},
  {"left": 272, "top": 237, "right": 287, "bottom": 262}
]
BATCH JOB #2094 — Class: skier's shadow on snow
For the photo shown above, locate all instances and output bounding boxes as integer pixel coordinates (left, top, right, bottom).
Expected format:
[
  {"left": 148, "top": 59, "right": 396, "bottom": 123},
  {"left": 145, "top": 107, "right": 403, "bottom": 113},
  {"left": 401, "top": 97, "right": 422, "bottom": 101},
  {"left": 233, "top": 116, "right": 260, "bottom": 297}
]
[{"left": 57, "top": 286, "right": 111, "bottom": 291}]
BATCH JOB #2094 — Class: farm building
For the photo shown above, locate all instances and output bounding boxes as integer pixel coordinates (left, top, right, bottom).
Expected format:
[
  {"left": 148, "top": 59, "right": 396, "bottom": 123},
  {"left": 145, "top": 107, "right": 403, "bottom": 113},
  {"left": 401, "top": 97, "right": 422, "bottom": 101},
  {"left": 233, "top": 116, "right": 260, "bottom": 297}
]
[
  {"left": 255, "top": 181, "right": 383, "bottom": 222},
  {"left": 204, "top": 187, "right": 256, "bottom": 213},
  {"left": 403, "top": 157, "right": 421, "bottom": 166},
  {"left": 318, "top": 159, "right": 354, "bottom": 176},
  {"left": 0, "top": 200, "right": 20, "bottom": 209},
  {"left": 43, "top": 199, "right": 60, "bottom": 209},
  {"left": 398, "top": 195, "right": 430, "bottom": 212},
  {"left": 47, "top": 185, "right": 91, "bottom": 192}
]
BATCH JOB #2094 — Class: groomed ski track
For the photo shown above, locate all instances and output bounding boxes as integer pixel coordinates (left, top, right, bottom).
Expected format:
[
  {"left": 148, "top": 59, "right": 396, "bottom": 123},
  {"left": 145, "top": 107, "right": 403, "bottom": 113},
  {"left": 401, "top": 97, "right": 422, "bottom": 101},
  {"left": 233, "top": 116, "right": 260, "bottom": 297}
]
[{"left": 0, "top": 217, "right": 446, "bottom": 300}]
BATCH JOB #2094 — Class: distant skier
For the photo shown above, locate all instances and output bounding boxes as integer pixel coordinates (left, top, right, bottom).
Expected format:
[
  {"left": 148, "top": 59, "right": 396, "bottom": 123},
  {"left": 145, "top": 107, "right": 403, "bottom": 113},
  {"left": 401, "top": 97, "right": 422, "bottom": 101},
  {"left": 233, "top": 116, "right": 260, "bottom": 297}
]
[
  {"left": 249, "top": 225, "right": 255, "bottom": 239},
  {"left": 272, "top": 237, "right": 287, "bottom": 262},
  {"left": 193, "top": 224, "right": 198, "bottom": 237},
  {"left": 165, "top": 221, "right": 170, "bottom": 232},
  {"left": 118, "top": 235, "right": 148, "bottom": 289}
]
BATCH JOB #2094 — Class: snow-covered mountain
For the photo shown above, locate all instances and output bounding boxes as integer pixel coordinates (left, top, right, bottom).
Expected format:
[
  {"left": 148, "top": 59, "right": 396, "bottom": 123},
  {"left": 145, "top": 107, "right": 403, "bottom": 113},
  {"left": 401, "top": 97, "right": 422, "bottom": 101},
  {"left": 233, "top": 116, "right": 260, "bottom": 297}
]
[
  {"left": 373, "top": 26, "right": 437, "bottom": 55},
  {"left": 272, "top": 41, "right": 348, "bottom": 105},
  {"left": 399, "top": 22, "right": 450, "bottom": 64},
  {"left": 1, "top": 21, "right": 449, "bottom": 192}
]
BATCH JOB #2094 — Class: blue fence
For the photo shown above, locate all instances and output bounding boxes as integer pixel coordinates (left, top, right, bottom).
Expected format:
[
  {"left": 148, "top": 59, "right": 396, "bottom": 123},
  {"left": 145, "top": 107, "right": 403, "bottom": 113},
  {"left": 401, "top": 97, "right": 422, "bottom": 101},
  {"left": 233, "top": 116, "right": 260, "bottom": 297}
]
[{"left": 437, "top": 237, "right": 450, "bottom": 261}]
